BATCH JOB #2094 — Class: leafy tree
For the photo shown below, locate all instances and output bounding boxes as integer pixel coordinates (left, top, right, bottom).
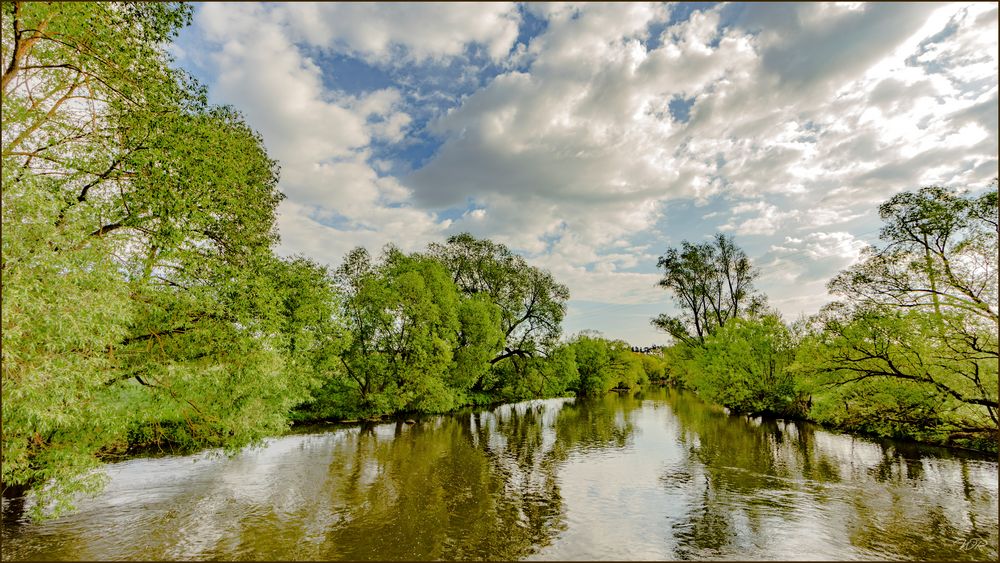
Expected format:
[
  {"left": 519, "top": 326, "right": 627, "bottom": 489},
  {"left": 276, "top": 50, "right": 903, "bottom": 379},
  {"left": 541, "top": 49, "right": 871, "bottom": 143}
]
[
  {"left": 659, "top": 342, "right": 699, "bottom": 386},
  {"left": 2, "top": 1, "right": 339, "bottom": 516},
  {"left": 801, "top": 183, "right": 998, "bottom": 448},
  {"left": 797, "top": 303, "right": 997, "bottom": 445},
  {"left": 638, "top": 352, "right": 668, "bottom": 382},
  {"left": 487, "top": 345, "right": 578, "bottom": 404},
  {"left": 427, "top": 233, "right": 569, "bottom": 384},
  {"left": 116, "top": 254, "right": 341, "bottom": 445},
  {"left": 831, "top": 183, "right": 997, "bottom": 330},
  {"left": 651, "top": 234, "right": 764, "bottom": 344},
  {"left": 310, "top": 246, "right": 506, "bottom": 419},
  {"left": 686, "top": 315, "right": 802, "bottom": 416},
  {"left": 2, "top": 0, "right": 194, "bottom": 512},
  {"left": 451, "top": 293, "right": 504, "bottom": 394},
  {"left": 564, "top": 333, "right": 643, "bottom": 397}
]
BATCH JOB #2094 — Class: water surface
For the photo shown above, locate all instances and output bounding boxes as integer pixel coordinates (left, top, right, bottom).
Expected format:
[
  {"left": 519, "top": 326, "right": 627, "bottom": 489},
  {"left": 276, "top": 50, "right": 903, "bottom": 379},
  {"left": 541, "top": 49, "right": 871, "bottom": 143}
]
[{"left": 2, "top": 387, "right": 997, "bottom": 560}]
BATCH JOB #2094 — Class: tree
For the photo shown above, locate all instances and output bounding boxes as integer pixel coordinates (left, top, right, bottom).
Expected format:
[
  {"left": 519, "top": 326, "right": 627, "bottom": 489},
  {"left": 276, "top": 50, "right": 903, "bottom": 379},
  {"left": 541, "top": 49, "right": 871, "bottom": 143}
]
[
  {"left": 311, "top": 245, "right": 506, "bottom": 419},
  {"left": 798, "top": 304, "right": 997, "bottom": 444},
  {"left": 427, "top": 233, "right": 570, "bottom": 382},
  {"left": 687, "top": 315, "right": 802, "bottom": 416},
  {"left": 651, "top": 234, "right": 764, "bottom": 344},
  {"left": 564, "top": 333, "right": 644, "bottom": 397},
  {"left": 114, "top": 254, "right": 340, "bottom": 450},
  {"left": 2, "top": 1, "right": 336, "bottom": 516},
  {"left": 802, "top": 183, "right": 998, "bottom": 447},
  {"left": 2, "top": 0, "right": 196, "bottom": 512},
  {"left": 830, "top": 183, "right": 997, "bottom": 332}
]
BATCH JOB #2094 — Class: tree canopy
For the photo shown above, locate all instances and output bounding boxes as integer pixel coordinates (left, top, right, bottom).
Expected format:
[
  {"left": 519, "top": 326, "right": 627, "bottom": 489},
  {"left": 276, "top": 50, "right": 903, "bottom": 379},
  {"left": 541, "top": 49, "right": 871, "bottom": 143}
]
[
  {"left": 2, "top": 1, "right": 334, "bottom": 517},
  {"left": 428, "top": 233, "right": 570, "bottom": 373},
  {"left": 798, "top": 183, "right": 999, "bottom": 444},
  {"left": 652, "top": 233, "right": 765, "bottom": 344}
]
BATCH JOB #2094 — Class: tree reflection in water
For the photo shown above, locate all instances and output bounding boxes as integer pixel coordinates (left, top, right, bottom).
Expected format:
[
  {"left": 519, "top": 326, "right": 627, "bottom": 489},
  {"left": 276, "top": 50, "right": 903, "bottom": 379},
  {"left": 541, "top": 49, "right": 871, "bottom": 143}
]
[
  {"left": 1, "top": 388, "right": 996, "bottom": 561},
  {"left": 663, "top": 387, "right": 998, "bottom": 561},
  {"left": 268, "top": 402, "right": 573, "bottom": 560}
]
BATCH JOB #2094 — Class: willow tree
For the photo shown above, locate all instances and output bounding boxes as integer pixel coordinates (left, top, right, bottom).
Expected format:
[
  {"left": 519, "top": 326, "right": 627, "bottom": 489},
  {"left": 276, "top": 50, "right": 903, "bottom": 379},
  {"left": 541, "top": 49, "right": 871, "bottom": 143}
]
[
  {"left": 801, "top": 183, "right": 998, "bottom": 447},
  {"left": 427, "top": 233, "right": 569, "bottom": 392},
  {"left": 2, "top": 2, "right": 336, "bottom": 516},
  {"left": 305, "top": 245, "right": 505, "bottom": 419}
]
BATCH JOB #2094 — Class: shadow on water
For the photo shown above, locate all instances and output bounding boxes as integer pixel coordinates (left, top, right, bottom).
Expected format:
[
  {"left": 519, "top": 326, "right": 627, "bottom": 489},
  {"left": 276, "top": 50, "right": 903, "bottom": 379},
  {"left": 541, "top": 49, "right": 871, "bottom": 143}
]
[{"left": 2, "top": 387, "right": 997, "bottom": 561}]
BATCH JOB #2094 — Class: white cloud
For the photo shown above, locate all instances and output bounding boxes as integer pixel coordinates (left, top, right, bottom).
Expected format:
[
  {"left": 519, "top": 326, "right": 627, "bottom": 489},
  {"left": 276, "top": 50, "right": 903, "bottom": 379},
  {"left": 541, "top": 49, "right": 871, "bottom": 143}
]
[
  {"left": 275, "top": 2, "right": 521, "bottom": 64},
  {"left": 176, "top": 2, "right": 999, "bottom": 343},
  {"left": 770, "top": 232, "right": 868, "bottom": 262},
  {"left": 718, "top": 202, "right": 800, "bottom": 236},
  {"left": 194, "top": 3, "right": 449, "bottom": 266},
  {"left": 751, "top": 231, "right": 871, "bottom": 320}
]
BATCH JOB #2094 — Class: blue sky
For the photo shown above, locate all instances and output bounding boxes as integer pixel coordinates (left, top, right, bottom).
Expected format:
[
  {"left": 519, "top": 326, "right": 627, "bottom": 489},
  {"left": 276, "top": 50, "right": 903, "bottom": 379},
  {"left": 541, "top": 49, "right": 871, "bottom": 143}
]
[{"left": 171, "top": 2, "right": 998, "bottom": 345}]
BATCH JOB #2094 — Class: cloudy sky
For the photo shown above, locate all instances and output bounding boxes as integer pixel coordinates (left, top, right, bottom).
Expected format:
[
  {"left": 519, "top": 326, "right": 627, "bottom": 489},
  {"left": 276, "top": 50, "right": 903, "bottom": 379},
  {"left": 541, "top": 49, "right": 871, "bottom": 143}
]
[{"left": 170, "top": 2, "right": 998, "bottom": 345}]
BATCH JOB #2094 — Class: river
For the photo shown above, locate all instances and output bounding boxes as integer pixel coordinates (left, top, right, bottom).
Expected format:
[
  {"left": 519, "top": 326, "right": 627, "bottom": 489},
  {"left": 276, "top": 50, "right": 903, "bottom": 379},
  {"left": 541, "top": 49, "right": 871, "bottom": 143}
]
[{"left": 2, "top": 387, "right": 997, "bottom": 560}]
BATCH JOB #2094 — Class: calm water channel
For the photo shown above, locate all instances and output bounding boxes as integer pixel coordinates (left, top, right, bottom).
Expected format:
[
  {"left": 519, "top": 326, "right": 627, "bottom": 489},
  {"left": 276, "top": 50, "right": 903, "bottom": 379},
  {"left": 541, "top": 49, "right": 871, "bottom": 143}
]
[{"left": 2, "top": 387, "right": 997, "bottom": 560}]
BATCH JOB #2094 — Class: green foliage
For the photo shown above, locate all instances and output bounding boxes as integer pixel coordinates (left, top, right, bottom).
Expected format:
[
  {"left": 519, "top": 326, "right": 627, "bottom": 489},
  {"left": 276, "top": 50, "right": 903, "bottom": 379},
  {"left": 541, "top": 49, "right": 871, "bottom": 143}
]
[
  {"left": 116, "top": 255, "right": 340, "bottom": 449},
  {"left": 1, "top": 1, "right": 341, "bottom": 518},
  {"left": 428, "top": 233, "right": 570, "bottom": 373},
  {"left": 652, "top": 234, "right": 765, "bottom": 344},
  {"left": 299, "top": 234, "right": 581, "bottom": 421},
  {"left": 651, "top": 184, "right": 997, "bottom": 452},
  {"left": 562, "top": 334, "right": 642, "bottom": 397},
  {"left": 567, "top": 335, "right": 613, "bottom": 397},
  {"left": 660, "top": 343, "right": 698, "bottom": 386},
  {"left": 452, "top": 294, "right": 504, "bottom": 392},
  {"left": 618, "top": 350, "right": 648, "bottom": 389},
  {"left": 303, "top": 246, "right": 508, "bottom": 419},
  {"left": 796, "top": 182, "right": 998, "bottom": 450},
  {"left": 795, "top": 304, "right": 997, "bottom": 445},
  {"left": 638, "top": 352, "right": 668, "bottom": 381},
  {"left": 686, "top": 315, "right": 802, "bottom": 416},
  {"left": 649, "top": 235, "right": 800, "bottom": 417},
  {"left": 830, "top": 184, "right": 997, "bottom": 328}
]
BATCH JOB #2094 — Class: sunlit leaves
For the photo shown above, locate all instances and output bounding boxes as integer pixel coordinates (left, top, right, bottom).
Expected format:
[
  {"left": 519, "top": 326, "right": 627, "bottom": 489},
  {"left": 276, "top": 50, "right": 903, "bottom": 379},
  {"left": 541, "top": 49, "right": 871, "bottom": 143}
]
[
  {"left": 428, "top": 233, "right": 570, "bottom": 367},
  {"left": 802, "top": 182, "right": 999, "bottom": 449},
  {"left": 680, "top": 315, "right": 801, "bottom": 416},
  {"left": 1, "top": 1, "right": 319, "bottom": 518}
]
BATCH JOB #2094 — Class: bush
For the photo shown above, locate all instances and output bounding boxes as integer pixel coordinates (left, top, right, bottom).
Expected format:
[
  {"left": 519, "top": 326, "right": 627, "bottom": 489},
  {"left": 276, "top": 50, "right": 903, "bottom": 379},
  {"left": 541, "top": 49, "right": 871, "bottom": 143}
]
[{"left": 686, "top": 315, "right": 803, "bottom": 417}]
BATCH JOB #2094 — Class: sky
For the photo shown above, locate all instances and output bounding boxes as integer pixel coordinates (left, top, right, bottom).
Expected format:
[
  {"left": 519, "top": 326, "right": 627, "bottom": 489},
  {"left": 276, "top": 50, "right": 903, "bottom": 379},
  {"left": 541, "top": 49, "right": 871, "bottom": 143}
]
[{"left": 169, "top": 2, "right": 998, "bottom": 346}]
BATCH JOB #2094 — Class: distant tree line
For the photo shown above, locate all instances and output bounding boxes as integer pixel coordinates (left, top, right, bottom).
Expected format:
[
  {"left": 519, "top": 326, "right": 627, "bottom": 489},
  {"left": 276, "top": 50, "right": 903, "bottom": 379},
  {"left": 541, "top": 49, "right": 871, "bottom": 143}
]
[{"left": 652, "top": 183, "right": 998, "bottom": 452}]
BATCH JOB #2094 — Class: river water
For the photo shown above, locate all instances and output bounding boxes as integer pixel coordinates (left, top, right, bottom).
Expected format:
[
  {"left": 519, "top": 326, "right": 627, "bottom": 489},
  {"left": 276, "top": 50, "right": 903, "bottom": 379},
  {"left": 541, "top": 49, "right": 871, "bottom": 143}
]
[{"left": 2, "top": 387, "right": 997, "bottom": 560}]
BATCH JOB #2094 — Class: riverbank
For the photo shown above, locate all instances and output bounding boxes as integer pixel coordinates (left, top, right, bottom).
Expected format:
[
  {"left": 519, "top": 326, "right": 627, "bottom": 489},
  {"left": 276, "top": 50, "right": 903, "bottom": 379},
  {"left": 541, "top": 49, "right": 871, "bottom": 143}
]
[{"left": 293, "top": 378, "right": 999, "bottom": 456}]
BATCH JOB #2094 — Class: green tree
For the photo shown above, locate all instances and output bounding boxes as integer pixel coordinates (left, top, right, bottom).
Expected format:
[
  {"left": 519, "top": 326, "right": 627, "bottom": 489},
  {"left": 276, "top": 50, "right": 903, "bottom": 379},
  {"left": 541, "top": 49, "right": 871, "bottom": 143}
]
[
  {"left": 116, "top": 254, "right": 341, "bottom": 449},
  {"left": 2, "top": 1, "right": 339, "bottom": 516},
  {"left": 638, "top": 351, "right": 668, "bottom": 382},
  {"left": 427, "top": 233, "right": 570, "bottom": 389},
  {"left": 801, "top": 183, "right": 998, "bottom": 448},
  {"left": 687, "top": 315, "right": 802, "bottom": 416},
  {"left": 652, "top": 234, "right": 764, "bottom": 344},
  {"left": 2, "top": 0, "right": 195, "bottom": 513},
  {"left": 565, "top": 333, "right": 643, "bottom": 397},
  {"left": 483, "top": 341, "right": 580, "bottom": 404},
  {"left": 310, "top": 246, "right": 504, "bottom": 419},
  {"left": 831, "top": 183, "right": 997, "bottom": 330},
  {"left": 798, "top": 303, "right": 997, "bottom": 445}
]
